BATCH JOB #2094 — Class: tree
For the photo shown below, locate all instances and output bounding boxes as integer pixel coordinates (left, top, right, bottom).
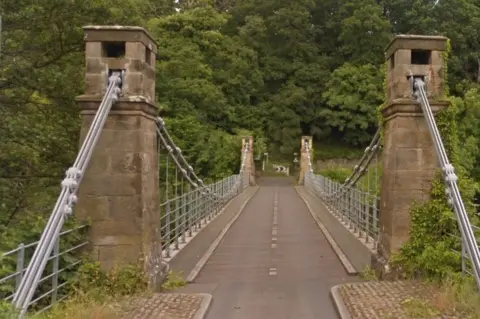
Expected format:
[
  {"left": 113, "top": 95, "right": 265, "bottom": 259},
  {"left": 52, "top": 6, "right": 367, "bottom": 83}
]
[
  {"left": 149, "top": 6, "right": 263, "bottom": 130},
  {"left": 321, "top": 63, "right": 383, "bottom": 145},
  {"left": 338, "top": 1, "right": 392, "bottom": 65}
]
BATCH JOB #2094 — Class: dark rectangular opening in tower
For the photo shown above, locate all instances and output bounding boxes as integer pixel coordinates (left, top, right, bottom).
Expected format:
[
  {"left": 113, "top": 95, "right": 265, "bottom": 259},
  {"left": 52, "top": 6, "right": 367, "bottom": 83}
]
[
  {"left": 411, "top": 50, "right": 431, "bottom": 65},
  {"left": 145, "top": 47, "right": 152, "bottom": 66},
  {"left": 102, "top": 42, "right": 126, "bottom": 58}
]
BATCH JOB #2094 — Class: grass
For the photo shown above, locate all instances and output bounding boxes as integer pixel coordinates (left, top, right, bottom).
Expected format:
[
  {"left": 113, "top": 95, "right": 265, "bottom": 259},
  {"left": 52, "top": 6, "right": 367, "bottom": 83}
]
[
  {"left": 32, "top": 290, "right": 121, "bottom": 319},
  {"left": 398, "top": 277, "right": 480, "bottom": 318},
  {"left": 0, "top": 270, "right": 188, "bottom": 319},
  {"left": 0, "top": 290, "right": 122, "bottom": 319},
  {"left": 161, "top": 270, "right": 187, "bottom": 291},
  {"left": 401, "top": 297, "right": 441, "bottom": 318},
  {"left": 356, "top": 263, "right": 480, "bottom": 317},
  {"left": 316, "top": 162, "right": 383, "bottom": 196},
  {"left": 431, "top": 276, "right": 480, "bottom": 318},
  {"left": 315, "top": 167, "right": 352, "bottom": 183},
  {"left": 360, "top": 265, "right": 379, "bottom": 281}
]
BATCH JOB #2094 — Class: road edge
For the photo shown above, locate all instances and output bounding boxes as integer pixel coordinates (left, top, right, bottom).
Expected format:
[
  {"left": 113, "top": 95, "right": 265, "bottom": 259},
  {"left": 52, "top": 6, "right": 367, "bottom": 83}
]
[
  {"left": 294, "top": 186, "right": 358, "bottom": 275},
  {"left": 165, "top": 186, "right": 253, "bottom": 265},
  {"left": 186, "top": 186, "right": 260, "bottom": 282},
  {"left": 192, "top": 293, "right": 213, "bottom": 319},
  {"left": 330, "top": 285, "right": 352, "bottom": 319}
]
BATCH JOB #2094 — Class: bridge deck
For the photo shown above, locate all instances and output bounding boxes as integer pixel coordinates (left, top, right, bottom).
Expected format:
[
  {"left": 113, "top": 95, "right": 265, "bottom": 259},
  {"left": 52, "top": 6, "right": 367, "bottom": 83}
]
[{"left": 178, "top": 178, "right": 353, "bottom": 319}]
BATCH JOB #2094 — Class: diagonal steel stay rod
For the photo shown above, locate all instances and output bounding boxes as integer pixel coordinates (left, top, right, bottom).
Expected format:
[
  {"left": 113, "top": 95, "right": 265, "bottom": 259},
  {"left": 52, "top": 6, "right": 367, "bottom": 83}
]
[
  {"left": 303, "top": 130, "right": 381, "bottom": 199},
  {"left": 303, "top": 136, "right": 381, "bottom": 201},
  {"left": 13, "top": 73, "right": 123, "bottom": 316},
  {"left": 414, "top": 79, "right": 480, "bottom": 290},
  {"left": 156, "top": 118, "right": 249, "bottom": 201}
]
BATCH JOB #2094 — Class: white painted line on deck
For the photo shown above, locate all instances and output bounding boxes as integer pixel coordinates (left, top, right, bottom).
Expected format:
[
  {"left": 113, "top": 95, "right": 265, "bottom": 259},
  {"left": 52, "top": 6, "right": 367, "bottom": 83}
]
[
  {"left": 271, "top": 243, "right": 277, "bottom": 248},
  {"left": 269, "top": 267, "right": 277, "bottom": 276}
]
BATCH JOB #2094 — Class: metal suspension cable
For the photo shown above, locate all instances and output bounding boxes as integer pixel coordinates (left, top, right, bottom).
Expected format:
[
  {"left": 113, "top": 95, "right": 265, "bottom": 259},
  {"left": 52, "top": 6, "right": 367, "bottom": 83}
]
[
  {"left": 344, "top": 131, "right": 381, "bottom": 187},
  {"left": 342, "top": 139, "right": 381, "bottom": 189},
  {"left": 414, "top": 78, "right": 480, "bottom": 290},
  {"left": 156, "top": 125, "right": 199, "bottom": 189},
  {"left": 155, "top": 117, "right": 249, "bottom": 199},
  {"left": 13, "top": 72, "right": 123, "bottom": 316},
  {"left": 156, "top": 117, "right": 207, "bottom": 188},
  {"left": 303, "top": 130, "right": 381, "bottom": 199}
]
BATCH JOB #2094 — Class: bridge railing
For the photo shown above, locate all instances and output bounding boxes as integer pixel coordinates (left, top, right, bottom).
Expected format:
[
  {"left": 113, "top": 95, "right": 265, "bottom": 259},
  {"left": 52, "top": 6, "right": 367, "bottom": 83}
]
[
  {"left": 156, "top": 117, "right": 249, "bottom": 260},
  {"left": 303, "top": 131, "right": 382, "bottom": 248},
  {"left": 160, "top": 174, "right": 240, "bottom": 258},
  {"left": 0, "top": 225, "right": 88, "bottom": 315}
]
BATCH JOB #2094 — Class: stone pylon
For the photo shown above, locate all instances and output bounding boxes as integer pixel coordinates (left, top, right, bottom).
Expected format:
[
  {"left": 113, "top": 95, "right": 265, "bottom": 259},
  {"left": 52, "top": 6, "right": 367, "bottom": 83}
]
[
  {"left": 75, "top": 26, "right": 164, "bottom": 286},
  {"left": 375, "top": 35, "right": 449, "bottom": 270},
  {"left": 242, "top": 136, "right": 256, "bottom": 186},
  {"left": 299, "top": 136, "right": 313, "bottom": 185}
]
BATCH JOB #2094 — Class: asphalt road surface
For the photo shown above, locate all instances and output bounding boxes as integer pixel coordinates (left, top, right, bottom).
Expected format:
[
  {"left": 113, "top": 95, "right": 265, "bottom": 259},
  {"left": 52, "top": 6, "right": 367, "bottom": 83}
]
[{"left": 181, "top": 177, "right": 352, "bottom": 319}]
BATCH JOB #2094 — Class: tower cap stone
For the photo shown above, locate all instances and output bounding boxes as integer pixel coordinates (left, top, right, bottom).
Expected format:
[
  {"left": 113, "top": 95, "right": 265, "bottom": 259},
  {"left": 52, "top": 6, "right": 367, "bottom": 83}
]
[
  {"left": 385, "top": 34, "right": 448, "bottom": 59},
  {"left": 83, "top": 25, "right": 157, "bottom": 54}
]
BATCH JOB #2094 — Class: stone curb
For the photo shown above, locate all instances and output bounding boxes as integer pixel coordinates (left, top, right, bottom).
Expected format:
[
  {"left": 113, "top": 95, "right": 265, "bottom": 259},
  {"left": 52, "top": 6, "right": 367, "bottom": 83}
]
[
  {"left": 294, "top": 187, "right": 358, "bottom": 275},
  {"left": 186, "top": 186, "right": 260, "bottom": 282},
  {"left": 192, "top": 293, "right": 213, "bottom": 319},
  {"left": 330, "top": 285, "right": 352, "bottom": 319}
]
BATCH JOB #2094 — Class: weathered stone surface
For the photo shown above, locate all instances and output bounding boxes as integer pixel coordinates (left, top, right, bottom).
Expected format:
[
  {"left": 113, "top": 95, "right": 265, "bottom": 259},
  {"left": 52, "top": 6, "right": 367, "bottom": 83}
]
[
  {"left": 386, "top": 35, "right": 448, "bottom": 104},
  {"left": 75, "top": 25, "right": 161, "bottom": 286},
  {"left": 76, "top": 196, "right": 109, "bottom": 221},
  {"left": 379, "top": 35, "right": 449, "bottom": 261},
  {"left": 85, "top": 41, "right": 103, "bottom": 58},
  {"left": 85, "top": 73, "right": 106, "bottom": 96},
  {"left": 335, "top": 280, "right": 463, "bottom": 319},
  {"left": 83, "top": 25, "right": 158, "bottom": 54},
  {"left": 385, "top": 34, "right": 448, "bottom": 59},
  {"left": 95, "top": 244, "right": 142, "bottom": 270}
]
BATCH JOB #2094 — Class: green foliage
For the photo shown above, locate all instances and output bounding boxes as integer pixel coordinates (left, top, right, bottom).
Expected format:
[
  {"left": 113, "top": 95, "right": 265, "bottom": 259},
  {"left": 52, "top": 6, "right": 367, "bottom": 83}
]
[
  {"left": 316, "top": 168, "right": 352, "bottom": 183},
  {"left": 377, "top": 61, "right": 388, "bottom": 140},
  {"left": 453, "top": 89, "right": 480, "bottom": 182},
  {"left": 0, "top": 300, "right": 19, "bottom": 318},
  {"left": 393, "top": 180, "right": 464, "bottom": 279},
  {"left": 322, "top": 63, "right": 384, "bottom": 146},
  {"left": 161, "top": 271, "right": 187, "bottom": 291},
  {"left": 360, "top": 265, "right": 379, "bottom": 281},
  {"left": 314, "top": 143, "right": 364, "bottom": 160},
  {"left": 162, "top": 116, "right": 249, "bottom": 182},
  {"left": 73, "top": 261, "right": 147, "bottom": 296}
]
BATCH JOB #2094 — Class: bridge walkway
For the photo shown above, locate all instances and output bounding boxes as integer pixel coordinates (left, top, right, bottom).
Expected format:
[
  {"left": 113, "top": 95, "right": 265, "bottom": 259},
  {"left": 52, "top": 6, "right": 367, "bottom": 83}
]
[{"left": 177, "top": 177, "right": 356, "bottom": 319}]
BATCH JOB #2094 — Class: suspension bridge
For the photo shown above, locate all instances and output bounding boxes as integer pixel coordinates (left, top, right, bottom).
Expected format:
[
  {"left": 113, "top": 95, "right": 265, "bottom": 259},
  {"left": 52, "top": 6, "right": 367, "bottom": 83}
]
[{"left": 1, "top": 27, "right": 480, "bottom": 319}]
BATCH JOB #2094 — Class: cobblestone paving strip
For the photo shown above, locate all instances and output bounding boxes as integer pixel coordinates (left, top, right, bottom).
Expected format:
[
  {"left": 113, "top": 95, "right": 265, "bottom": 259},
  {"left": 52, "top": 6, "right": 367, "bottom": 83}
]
[
  {"left": 335, "top": 281, "right": 464, "bottom": 319},
  {"left": 118, "top": 293, "right": 210, "bottom": 319}
]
